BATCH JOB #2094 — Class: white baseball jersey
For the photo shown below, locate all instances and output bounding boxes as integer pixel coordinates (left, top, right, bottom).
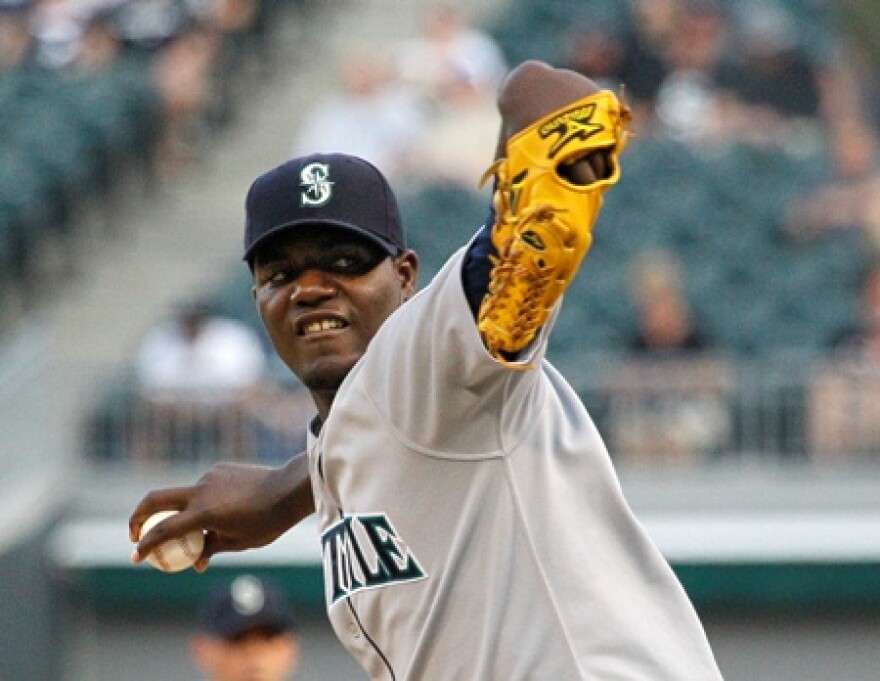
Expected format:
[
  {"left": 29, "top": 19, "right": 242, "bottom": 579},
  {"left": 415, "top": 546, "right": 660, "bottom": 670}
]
[{"left": 307, "top": 245, "right": 723, "bottom": 680}]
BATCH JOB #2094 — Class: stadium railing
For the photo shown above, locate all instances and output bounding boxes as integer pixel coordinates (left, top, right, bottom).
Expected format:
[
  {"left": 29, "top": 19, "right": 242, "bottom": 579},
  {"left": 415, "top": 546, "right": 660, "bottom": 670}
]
[{"left": 82, "top": 353, "right": 880, "bottom": 467}]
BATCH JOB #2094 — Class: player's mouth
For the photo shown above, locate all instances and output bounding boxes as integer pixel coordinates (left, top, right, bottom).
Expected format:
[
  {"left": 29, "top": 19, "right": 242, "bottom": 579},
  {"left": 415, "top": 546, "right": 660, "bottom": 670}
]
[{"left": 296, "top": 315, "right": 349, "bottom": 337}]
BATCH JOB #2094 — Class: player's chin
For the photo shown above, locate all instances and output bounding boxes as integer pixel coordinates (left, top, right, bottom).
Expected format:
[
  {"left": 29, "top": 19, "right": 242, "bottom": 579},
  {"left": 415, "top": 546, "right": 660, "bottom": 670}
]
[{"left": 298, "top": 355, "right": 360, "bottom": 391}]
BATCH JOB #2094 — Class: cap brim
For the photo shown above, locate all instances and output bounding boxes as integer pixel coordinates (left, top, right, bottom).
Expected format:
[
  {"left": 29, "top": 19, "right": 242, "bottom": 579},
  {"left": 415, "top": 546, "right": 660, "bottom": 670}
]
[
  {"left": 207, "top": 612, "right": 295, "bottom": 640},
  {"left": 244, "top": 218, "right": 399, "bottom": 262}
]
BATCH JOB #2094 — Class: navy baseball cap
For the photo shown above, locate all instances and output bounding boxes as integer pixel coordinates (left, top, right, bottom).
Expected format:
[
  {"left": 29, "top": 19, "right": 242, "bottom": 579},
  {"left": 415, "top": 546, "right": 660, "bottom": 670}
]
[
  {"left": 200, "top": 575, "right": 296, "bottom": 640},
  {"left": 243, "top": 152, "right": 405, "bottom": 263}
]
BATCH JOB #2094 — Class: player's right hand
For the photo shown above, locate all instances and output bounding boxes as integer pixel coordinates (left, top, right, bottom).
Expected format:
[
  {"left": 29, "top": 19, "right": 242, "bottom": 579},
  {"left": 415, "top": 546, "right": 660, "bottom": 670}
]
[{"left": 129, "top": 455, "right": 314, "bottom": 572}]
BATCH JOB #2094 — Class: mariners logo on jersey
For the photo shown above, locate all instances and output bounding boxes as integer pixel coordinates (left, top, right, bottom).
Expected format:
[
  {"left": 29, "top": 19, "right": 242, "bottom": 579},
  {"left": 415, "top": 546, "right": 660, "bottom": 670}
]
[
  {"left": 321, "top": 513, "right": 427, "bottom": 607},
  {"left": 539, "top": 102, "right": 605, "bottom": 160},
  {"left": 300, "top": 162, "right": 334, "bottom": 207}
]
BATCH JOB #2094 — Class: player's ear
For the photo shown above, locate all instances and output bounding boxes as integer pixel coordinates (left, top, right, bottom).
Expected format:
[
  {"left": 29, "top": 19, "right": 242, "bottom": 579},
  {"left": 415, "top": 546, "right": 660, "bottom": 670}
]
[
  {"left": 252, "top": 284, "right": 263, "bottom": 325},
  {"left": 395, "top": 249, "right": 419, "bottom": 300},
  {"left": 252, "top": 283, "right": 268, "bottom": 330}
]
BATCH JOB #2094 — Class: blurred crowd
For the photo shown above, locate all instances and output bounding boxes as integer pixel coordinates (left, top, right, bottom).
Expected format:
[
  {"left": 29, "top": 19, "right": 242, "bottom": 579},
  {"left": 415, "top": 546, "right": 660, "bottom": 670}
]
[
  {"left": 1, "top": 0, "right": 266, "bottom": 174},
  {"left": 492, "top": 0, "right": 880, "bottom": 464},
  {"left": 4, "top": 0, "right": 878, "bottom": 466},
  {"left": 0, "top": 0, "right": 278, "bottom": 329},
  {"left": 304, "top": 0, "right": 880, "bottom": 464},
  {"left": 559, "top": 0, "right": 880, "bottom": 249},
  {"left": 290, "top": 4, "right": 509, "bottom": 189}
]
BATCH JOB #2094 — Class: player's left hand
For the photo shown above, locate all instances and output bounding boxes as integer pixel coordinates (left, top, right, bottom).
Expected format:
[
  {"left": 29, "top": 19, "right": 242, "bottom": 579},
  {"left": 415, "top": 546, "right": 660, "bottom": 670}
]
[{"left": 493, "top": 61, "right": 617, "bottom": 185}]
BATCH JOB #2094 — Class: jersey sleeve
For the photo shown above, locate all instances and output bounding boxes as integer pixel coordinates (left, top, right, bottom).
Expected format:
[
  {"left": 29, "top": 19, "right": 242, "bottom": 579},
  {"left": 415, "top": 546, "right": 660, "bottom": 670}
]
[{"left": 356, "top": 244, "right": 558, "bottom": 457}]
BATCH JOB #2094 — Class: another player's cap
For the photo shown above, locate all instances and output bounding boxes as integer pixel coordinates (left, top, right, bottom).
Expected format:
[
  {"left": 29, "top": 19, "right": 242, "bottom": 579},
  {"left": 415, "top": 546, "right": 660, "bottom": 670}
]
[
  {"left": 243, "top": 152, "right": 405, "bottom": 264},
  {"left": 200, "top": 574, "right": 296, "bottom": 640}
]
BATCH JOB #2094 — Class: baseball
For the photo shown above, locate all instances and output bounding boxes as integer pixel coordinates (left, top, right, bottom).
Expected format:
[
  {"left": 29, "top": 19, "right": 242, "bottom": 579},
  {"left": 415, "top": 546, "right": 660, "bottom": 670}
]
[{"left": 138, "top": 510, "right": 204, "bottom": 573}]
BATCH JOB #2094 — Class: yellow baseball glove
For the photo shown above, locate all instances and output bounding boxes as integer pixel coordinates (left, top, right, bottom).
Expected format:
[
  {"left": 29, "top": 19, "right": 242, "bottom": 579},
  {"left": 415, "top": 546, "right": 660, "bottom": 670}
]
[{"left": 477, "top": 89, "right": 630, "bottom": 366}]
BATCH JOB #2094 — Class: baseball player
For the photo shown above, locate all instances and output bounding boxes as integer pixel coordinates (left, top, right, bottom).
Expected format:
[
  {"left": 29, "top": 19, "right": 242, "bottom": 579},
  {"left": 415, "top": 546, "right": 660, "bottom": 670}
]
[
  {"left": 131, "top": 60, "right": 723, "bottom": 679},
  {"left": 191, "top": 574, "right": 301, "bottom": 681}
]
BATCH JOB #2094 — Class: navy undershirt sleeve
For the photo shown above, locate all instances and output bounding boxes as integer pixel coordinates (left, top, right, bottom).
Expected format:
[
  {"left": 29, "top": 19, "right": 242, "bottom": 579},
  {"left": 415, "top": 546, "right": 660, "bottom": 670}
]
[{"left": 462, "top": 207, "right": 497, "bottom": 318}]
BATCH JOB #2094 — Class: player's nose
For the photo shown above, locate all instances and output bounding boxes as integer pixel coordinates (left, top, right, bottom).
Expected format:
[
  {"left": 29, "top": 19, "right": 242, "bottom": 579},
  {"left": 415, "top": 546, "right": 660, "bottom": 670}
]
[{"left": 290, "top": 267, "right": 336, "bottom": 304}]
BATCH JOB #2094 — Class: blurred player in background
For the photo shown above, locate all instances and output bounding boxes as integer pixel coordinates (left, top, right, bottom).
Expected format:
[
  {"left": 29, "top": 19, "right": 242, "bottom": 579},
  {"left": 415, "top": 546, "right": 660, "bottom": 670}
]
[
  {"left": 132, "top": 60, "right": 723, "bottom": 679},
  {"left": 191, "top": 574, "right": 301, "bottom": 681}
]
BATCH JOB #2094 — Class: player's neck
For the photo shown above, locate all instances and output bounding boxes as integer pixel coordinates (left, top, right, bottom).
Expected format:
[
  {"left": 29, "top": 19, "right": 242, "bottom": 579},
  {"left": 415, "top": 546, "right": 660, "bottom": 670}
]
[{"left": 310, "top": 389, "right": 336, "bottom": 424}]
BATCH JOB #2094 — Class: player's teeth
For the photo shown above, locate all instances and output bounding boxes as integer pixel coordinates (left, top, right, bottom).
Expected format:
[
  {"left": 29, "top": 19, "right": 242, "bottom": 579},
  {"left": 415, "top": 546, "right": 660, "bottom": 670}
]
[{"left": 305, "top": 320, "right": 343, "bottom": 334}]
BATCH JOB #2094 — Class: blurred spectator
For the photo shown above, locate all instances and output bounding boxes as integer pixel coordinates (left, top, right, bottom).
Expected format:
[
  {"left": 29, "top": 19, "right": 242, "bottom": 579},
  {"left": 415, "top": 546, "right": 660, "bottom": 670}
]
[
  {"left": 385, "top": 6, "right": 508, "bottom": 186},
  {"left": 562, "top": 5, "right": 660, "bottom": 136},
  {"left": 29, "top": 0, "right": 82, "bottom": 70},
  {"left": 69, "top": 9, "right": 121, "bottom": 73},
  {"left": 718, "top": 2, "right": 822, "bottom": 118},
  {"left": 565, "top": 27, "right": 623, "bottom": 92},
  {"left": 622, "top": 0, "right": 676, "bottom": 110},
  {"left": 628, "top": 250, "right": 710, "bottom": 355},
  {"left": 605, "top": 358, "right": 732, "bottom": 466},
  {"left": 291, "top": 48, "right": 424, "bottom": 182},
  {"left": 186, "top": 0, "right": 261, "bottom": 124},
  {"left": 61, "top": 8, "right": 166, "bottom": 207},
  {"left": 406, "top": 71, "right": 498, "bottom": 188},
  {"left": 840, "top": 262, "right": 880, "bottom": 357},
  {"left": 0, "top": 5, "right": 34, "bottom": 71},
  {"left": 396, "top": 5, "right": 507, "bottom": 109},
  {"left": 112, "top": 0, "right": 256, "bottom": 176},
  {"left": 191, "top": 574, "right": 301, "bottom": 681},
  {"left": 709, "top": 0, "right": 825, "bottom": 150},
  {"left": 132, "top": 301, "right": 268, "bottom": 462},
  {"left": 128, "top": 301, "right": 313, "bottom": 463},
  {"left": 111, "top": 0, "right": 193, "bottom": 53},
  {"left": 809, "top": 263, "right": 880, "bottom": 459},
  {"left": 26, "top": 0, "right": 127, "bottom": 69},
  {"left": 150, "top": 17, "right": 220, "bottom": 175},
  {"left": 241, "top": 378, "right": 312, "bottom": 465},
  {"left": 135, "top": 301, "right": 266, "bottom": 399},
  {"left": 654, "top": 0, "right": 731, "bottom": 143},
  {"left": 191, "top": 0, "right": 258, "bottom": 35},
  {"left": 783, "top": 117, "right": 880, "bottom": 252},
  {"left": 563, "top": 5, "right": 629, "bottom": 93},
  {"left": 605, "top": 251, "right": 730, "bottom": 465},
  {"left": 837, "top": 0, "right": 880, "bottom": 133}
]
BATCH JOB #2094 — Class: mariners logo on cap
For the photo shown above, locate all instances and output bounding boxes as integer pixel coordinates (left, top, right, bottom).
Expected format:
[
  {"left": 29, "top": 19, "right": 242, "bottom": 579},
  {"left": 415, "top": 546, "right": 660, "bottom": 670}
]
[
  {"left": 231, "top": 575, "right": 267, "bottom": 615},
  {"left": 300, "top": 162, "right": 334, "bottom": 207}
]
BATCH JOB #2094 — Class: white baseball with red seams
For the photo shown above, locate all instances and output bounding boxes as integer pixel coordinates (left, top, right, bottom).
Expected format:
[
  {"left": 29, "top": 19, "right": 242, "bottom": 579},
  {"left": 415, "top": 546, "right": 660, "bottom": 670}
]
[{"left": 139, "top": 510, "right": 204, "bottom": 572}]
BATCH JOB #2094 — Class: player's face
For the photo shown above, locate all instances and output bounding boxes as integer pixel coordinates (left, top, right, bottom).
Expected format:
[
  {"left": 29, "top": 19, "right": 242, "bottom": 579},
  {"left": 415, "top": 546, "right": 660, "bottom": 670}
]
[
  {"left": 192, "top": 630, "right": 300, "bottom": 681},
  {"left": 252, "top": 227, "right": 418, "bottom": 403}
]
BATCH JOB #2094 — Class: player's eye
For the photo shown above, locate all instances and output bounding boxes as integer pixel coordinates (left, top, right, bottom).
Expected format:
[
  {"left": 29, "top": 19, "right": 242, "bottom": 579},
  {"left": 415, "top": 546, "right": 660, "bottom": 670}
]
[
  {"left": 262, "top": 266, "right": 296, "bottom": 286},
  {"left": 329, "top": 254, "right": 358, "bottom": 271},
  {"left": 324, "top": 249, "right": 385, "bottom": 275}
]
